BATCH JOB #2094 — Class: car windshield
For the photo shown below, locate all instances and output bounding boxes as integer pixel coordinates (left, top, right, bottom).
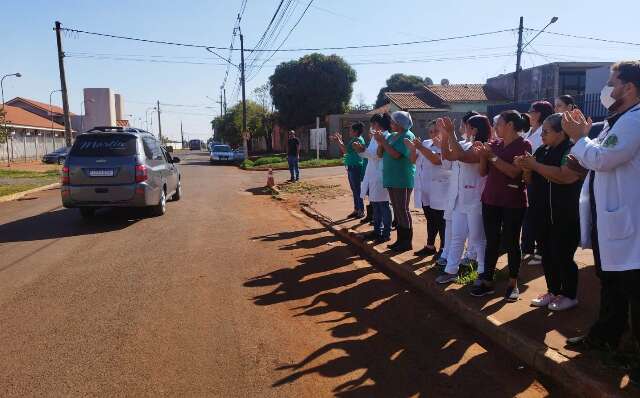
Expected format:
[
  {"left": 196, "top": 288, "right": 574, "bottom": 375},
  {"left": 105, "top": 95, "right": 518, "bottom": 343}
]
[
  {"left": 70, "top": 134, "right": 138, "bottom": 157},
  {"left": 213, "top": 146, "right": 231, "bottom": 152},
  {"left": 54, "top": 147, "right": 69, "bottom": 153}
]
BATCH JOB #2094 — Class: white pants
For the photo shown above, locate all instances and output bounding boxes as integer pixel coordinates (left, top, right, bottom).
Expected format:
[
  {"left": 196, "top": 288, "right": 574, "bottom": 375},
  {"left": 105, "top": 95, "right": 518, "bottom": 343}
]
[
  {"left": 445, "top": 207, "right": 486, "bottom": 275},
  {"left": 440, "top": 211, "right": 453, "bottom": 260}
]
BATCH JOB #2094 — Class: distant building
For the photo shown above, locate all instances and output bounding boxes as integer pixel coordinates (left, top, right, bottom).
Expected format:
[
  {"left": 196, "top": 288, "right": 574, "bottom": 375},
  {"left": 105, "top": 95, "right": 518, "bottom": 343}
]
[{"left": 6, "top": 96, "right": 76, "bottom": 128}]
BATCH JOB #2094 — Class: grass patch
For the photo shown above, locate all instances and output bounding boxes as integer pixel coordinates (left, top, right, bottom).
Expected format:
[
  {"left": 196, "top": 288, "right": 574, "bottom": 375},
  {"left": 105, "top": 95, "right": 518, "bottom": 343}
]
[
  {"left": 253, "top": 156, "right": 284, "bottom": 166},
  {"left": 0, "top": 169, "right": 60, "bottom": 179},
  {"left": 245, "top": 157, "right": 343, "bottom": 170},
  {"left": 0, "top": 184, "right": 45, "bottom": 197},
  {"left": 452, "top": 260, "right": 509, "bottom": 285}
]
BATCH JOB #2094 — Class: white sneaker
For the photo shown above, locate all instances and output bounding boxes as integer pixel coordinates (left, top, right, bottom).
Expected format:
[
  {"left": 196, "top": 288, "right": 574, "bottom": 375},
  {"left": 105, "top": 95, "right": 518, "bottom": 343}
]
[
  {"left": 531, "top": 293, "right": 555, "bottom": 307},
  {"left": 548, "top": 296, "right": 578, "bottom": 311},
  {"left": 528, "top": 255, "right": 542, "bottom": 265}
]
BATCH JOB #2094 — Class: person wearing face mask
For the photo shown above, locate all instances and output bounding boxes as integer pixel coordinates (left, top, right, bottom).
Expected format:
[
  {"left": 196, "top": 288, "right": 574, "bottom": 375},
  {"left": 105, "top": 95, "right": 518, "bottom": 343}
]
[
  {"left": 473, "top": 111, "right": 531, "bottom": 301},
  {"left": 563, "top": 61, "right": 640, "bottom": 386},
  {"left": 355, "top": 113, "right": 392, "bottom": 243},
  {"left": 436, "top": 116, "right": 488, "bottom": 285},
  {"left": 374, "top": 111, "right": 417, "bottom": 253},
  {"left": 515, "top": 113, "right": 584, "bottom": 311},
  {"left": 413, "top": 121, "right": 451, "bottom": 257},
  {"left": 521, "top": 100, "right": 554, "bottom": 266}
]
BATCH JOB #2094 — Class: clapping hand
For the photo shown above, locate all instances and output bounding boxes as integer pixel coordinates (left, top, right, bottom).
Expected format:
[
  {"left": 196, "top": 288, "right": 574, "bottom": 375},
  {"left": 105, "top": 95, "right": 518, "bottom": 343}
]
[
  {"left": 515, "top": 152, "right": 535, "bottom": 171},
  {"left": 562, "top": 109, "right": 592, "bottom": 141},
  {"left": 413, "top": 137, "right": 424, "bottom": 149},
  {"left": 372, "top": 130, "right": 385, "bottom": 143},
  {"left": 474, "top": 142, "right": 493, "bottom": 159},
  {"left": 330, "top": 132, "right": 343, "bottom": 144},
  {"left": 436, "top": 117, "right": 455, "bottom": 136},
  {"left": 403, "top": 138, "right": 416, "bottom": 152}
]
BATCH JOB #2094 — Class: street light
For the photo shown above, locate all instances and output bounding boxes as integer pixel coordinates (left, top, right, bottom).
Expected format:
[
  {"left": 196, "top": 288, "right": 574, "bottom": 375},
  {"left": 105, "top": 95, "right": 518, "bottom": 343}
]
[
  {"left": 145, "top": 107, "right": 156, "bottom": 131},
  {"left": 2, "top": 73, "right": 21, "bottom": 167},
  {"left": 49, "top": 89, "right": 62, "bottom": 150},
  {"left": 80, "top": 98, "right": 95, "bottom": 132},
  {"left": 521, "top": 16, "right": 559, "bottom": 52}
]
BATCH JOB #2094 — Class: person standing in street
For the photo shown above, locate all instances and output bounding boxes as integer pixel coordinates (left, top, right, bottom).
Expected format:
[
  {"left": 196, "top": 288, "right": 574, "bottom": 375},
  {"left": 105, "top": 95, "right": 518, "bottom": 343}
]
[
  {"left": 473, "top": 111, "right": 531, "bottom": 301},
  {"left": 287, "top": 130, "right": 301, "bottom": 182},
  {"left": 332, "top": 123, "right": 366, "bottom": 218},
  {"left": 563, "top": 61, "right": 640, "bottom": 386},
  {"left": 374, "top": 111, "right": 416, "bottom": 253},
  {"left": 515, "top": 113, "right": 583, "bottom": 311},
  {"left": 354, "top": 113, "right": 392, "bottom": 243},
  {"left": 413, "top": 120, "right": 450, "bottom": 257}
]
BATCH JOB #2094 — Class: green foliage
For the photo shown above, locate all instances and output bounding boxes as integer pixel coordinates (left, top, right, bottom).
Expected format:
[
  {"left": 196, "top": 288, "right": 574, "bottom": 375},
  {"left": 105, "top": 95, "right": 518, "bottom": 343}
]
[
  {"left": 269, "top": 53, "right": 357, "bottom": 127},
  {"left": 240, "top": 159, "right": 255, "bottom": 169},
  {"left": 253, "top": 156, "right": 284, "bottom": 166},
  {"left": 375, "top": 73, "right": 427, "bottom": 108},
  {"left": 211, "top": 100, "right": 271, "bottom": 146},
  {"left": 0, "top": 108, "right": 9, "bottom": 144}
]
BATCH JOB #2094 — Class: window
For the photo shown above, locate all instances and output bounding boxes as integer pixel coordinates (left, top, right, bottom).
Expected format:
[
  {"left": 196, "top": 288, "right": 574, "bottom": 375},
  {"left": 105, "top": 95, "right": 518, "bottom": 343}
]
[
  {"left": 142, "top": 137, "right": 163, "bottom": 160},
  {"left": 71, "top": 134, "right": 137, "bottom": 157},
  {"left": 559, "top": 72, "right": 586, "bottom": 97}
]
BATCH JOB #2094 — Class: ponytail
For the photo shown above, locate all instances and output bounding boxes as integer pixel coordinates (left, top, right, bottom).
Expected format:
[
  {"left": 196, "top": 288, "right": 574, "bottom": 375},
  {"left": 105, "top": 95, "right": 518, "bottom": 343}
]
[{"left": 499, "top": 110, "right": 528, "bottom": 133}]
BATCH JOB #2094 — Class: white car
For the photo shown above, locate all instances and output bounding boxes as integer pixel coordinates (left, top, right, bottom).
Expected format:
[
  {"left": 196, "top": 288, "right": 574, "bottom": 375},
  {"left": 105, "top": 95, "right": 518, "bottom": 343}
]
[{"left": 210, "top": 144, "right": 235, "bottom": 163}]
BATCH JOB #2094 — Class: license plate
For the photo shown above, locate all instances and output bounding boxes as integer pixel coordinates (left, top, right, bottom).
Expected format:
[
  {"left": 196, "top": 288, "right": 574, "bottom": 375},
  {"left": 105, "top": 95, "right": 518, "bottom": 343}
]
[{"left": 88, "top": 169, "right": 114, "bottom": 177}]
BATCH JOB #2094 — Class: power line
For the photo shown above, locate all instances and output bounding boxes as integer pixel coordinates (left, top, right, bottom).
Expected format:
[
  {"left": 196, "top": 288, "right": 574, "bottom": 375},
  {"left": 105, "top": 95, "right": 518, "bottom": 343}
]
[{"left": 525, "top": 28, "right": 640, "bottom": 47}]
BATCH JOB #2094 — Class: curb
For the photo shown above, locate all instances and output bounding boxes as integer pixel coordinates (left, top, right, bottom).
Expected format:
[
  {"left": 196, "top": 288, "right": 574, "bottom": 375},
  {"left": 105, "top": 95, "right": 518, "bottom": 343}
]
[
  {"left": 240, "top": 164, "right": 343, "bottom": 172},
  {"left": 0, "top": 183, "right": 60, "bottom": 203},
  {"left": 300, "top": 204, "right": 624, "bottom": 398}
]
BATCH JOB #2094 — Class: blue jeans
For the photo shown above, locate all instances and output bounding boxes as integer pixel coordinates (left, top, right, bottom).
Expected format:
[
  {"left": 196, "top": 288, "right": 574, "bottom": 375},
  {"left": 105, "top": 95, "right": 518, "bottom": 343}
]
[
  {"left": 346, "top": 165, "right": 364, "bottom": 212},
  {"left": 287, "top": 155, "right": 299, "bottom": 180},
  {"left": 373, "top": 201, "right": 392, "bottom": 238}
]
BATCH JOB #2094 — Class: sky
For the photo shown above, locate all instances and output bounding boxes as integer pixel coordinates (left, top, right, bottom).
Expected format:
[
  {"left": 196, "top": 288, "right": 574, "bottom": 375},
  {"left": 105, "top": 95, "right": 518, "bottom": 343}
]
[{"left": 2, "top": 0, "right": 639, "bottom": 141}]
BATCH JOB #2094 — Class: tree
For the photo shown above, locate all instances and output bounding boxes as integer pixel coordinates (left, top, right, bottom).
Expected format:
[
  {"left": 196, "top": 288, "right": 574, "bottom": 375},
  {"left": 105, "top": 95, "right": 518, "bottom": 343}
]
[
  {"left": 375, "top": 73, "right": 426, "bottom": 108},
  {"left": 253, "top": 83, "right": 273, "bottom": 112},
  {"left": 348, "top": 92, "right": 372, "bottom": 113},
  {"left": 269, "top": 53, "right": 356, "bottom": 127},
  {"left": 441, "top": 78, "right": 450, "bottom": 85},
  {"left": 211, "top": 100, "right": 270, "bottom": 151}
]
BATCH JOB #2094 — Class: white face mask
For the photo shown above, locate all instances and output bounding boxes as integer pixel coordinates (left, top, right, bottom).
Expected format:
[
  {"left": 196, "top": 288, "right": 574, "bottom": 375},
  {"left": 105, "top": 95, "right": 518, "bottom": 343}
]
[{"left": 600, "top": 85, "right": 616, "bottom": 109}]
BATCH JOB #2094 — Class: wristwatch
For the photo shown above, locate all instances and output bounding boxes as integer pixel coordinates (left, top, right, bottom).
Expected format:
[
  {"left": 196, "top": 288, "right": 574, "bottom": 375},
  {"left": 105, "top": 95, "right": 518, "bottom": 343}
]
[{"left": 489, "top": 155, "right": 498, "bottom": 163}]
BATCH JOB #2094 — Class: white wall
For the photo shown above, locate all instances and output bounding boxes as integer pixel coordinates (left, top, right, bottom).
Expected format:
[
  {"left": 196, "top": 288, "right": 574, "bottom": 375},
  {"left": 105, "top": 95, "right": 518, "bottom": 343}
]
[
  {"left": 586, "top": 65, "right": 612, "bottom": 94},
  {"left": 114, "top": 94, "right": 124, "bottom": 121}
]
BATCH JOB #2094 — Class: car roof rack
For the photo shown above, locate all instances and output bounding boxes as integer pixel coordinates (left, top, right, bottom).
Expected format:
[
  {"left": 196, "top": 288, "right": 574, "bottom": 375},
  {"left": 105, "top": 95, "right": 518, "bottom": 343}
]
[{"left": 85, "top": 126, "right": 153, "bottom": 135}]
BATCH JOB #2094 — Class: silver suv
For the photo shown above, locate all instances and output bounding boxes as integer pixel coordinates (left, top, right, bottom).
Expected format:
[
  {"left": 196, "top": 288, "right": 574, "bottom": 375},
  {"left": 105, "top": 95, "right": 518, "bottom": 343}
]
[{"left": 61, "top": 127, "right": 181, "bottom": 218}]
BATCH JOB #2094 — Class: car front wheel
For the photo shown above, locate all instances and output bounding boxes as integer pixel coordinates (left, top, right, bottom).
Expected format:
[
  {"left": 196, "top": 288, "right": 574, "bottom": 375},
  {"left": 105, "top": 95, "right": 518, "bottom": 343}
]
[{"left": 172, "top": 181, "right": 181, "bottom": 201}]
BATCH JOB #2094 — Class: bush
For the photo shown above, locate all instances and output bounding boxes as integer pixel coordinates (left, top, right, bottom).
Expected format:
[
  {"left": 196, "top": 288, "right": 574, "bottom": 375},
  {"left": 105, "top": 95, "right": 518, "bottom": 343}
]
[
  {"left": 253, "top": 156, "right": 284, "bottom": 166},
  {"left": 240, "top": 159, "right": 255, "bottom": 169}
]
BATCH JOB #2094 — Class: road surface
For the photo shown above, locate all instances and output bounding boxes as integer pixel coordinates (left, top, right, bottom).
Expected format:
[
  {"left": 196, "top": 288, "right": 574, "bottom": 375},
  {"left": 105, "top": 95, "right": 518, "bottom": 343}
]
[{"left": 0, "top": 152, "right": 559, "bottom": 397}]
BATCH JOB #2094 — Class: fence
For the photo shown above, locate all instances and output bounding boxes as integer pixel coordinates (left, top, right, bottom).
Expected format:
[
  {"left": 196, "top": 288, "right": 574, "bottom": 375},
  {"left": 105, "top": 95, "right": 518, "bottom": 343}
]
[
  {"left": 0, "top": 135, "right": 67, "bottom": 162},
  {"left": 487, "top": 94, "right": 608, "bottom": 122}
]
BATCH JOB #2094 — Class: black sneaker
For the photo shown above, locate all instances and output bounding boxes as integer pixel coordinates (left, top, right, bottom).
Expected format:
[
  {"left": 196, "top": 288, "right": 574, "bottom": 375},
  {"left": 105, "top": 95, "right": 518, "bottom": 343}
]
[
  {"left": 374, "top": 235, "right": 391, "bottom": 244},
  {"left": 361, "top": 231, "right": 379, "bottom": 241},
  {"left": 414, "top": 246, "right": 437, "bottom": 257},
  {"left": 565, "top": 335, "right": 611, "bottom": 351},
  {"left": 470, "top": 283, "right": 495, "bottom": 297}
]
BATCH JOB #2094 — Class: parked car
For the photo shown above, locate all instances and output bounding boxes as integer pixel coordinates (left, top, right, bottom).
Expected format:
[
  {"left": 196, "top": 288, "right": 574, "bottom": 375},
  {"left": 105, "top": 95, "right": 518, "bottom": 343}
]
[
  {"left": 189, "top": 139, "right": 203, "bottom": 150},
  {"left": 42, "top": 146, "right": 71, "bottom": 164},
  {"left": 210, "top": 144, "right": 235, "bottom": 163},
  {"left": 61, "top": 126, "right": 181, "bottom": 218},
  {"left": 233, "top": 148, "right": 246, "bottom": 162}
]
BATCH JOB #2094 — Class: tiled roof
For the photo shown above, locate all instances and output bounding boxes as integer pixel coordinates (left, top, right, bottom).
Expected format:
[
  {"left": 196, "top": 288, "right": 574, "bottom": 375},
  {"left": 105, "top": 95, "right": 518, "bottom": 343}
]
[
  {"left": 1, "top": 105, "right": 66, "bottom": 130},
  {"left": 385, "top": 92, "right": 438, "bottom": 110},
  {"left": 116, "top": 119, "right": 130, "bottom": 127},
  {"left": 6, "top": 96, "right": 76, "bottom": 116},
  {"left": 424, "top": 84, "right": 506, "bottom": 103}
]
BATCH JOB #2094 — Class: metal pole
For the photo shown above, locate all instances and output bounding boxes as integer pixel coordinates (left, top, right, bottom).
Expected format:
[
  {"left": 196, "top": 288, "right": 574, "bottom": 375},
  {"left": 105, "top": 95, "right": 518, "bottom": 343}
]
[
  {"left": 514, "top": 16, "right": 524, "bottom": 102},
  {"left": 240, "top": 32, "right": 248, "bottom": 160},
  {"left": 54, "top": 21, "right": 73, "bottom": 147},
  {"left": 80, "top": 100, "right": 85, "bottom": 132},
  {"left": 180, "top": 121, "right": 184, "bottom": 148},
  {"left": 156, "top": 100, "right": 163, "bottom": 142}
]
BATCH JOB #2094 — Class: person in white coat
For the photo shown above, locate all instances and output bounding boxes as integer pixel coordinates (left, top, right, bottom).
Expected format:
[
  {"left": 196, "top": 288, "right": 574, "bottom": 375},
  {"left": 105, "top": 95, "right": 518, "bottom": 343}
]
[
  {"left": 563, "top": 60, "right": 640, "bottom": 386},
  {"left": 413, "top": 121, "right": 451, "bottom": 257},
  {"left": 436, "top": 116, "right": 489, "bottom": 285},
  {"left": 355, "top": 113, "right": 392, "bottom": 243}
]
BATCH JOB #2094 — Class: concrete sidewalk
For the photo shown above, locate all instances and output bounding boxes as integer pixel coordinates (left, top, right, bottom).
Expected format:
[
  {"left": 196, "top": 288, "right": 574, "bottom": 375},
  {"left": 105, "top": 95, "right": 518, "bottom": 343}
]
[{"left": 296, "top": 172, "right": 638, "bottom": 398}]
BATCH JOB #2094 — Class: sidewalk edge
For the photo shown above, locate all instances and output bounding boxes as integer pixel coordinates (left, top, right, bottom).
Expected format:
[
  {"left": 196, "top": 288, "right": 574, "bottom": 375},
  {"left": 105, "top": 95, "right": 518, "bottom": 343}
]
[
  {"left": 0, "top": 183, "right": 60, "bottom": 203},
  {"left": 300, "top": 204, "right": 623, "bottom": 398}
]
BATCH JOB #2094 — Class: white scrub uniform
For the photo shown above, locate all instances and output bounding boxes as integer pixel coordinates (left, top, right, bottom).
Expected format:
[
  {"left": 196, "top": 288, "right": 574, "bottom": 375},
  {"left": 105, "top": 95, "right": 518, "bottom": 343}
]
[{"left": 360, "top": 131, "right": 390, "bottom": 203}]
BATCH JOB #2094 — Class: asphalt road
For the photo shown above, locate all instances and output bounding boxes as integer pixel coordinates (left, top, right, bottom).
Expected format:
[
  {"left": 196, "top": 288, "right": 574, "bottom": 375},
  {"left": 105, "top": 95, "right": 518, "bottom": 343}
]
[{"left": 0, "top": 152, "right": 558, "bottom": 397}]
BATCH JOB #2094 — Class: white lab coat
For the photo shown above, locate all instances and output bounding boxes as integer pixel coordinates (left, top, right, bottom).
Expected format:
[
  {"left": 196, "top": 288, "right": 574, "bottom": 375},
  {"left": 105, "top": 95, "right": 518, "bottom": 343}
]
[
  {"left": 441, "top": 141, "right": 486, "bottom": 214},
  {"left": 572, "top": 103, "right": 640, "bottom": 272},
  {"left": 359, "top": 131, "right": 390, "bottom": 202},
  {"left": 526, "top": 126, "right": 543, "bottom": 153},
  {"left": 414, "top": 139, "right": 451, "bottom": 211}
]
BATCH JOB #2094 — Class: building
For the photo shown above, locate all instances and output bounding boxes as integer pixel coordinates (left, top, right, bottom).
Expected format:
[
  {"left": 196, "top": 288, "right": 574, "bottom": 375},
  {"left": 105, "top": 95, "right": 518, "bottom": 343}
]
[
  {"left": 0, "top": 104, "right": 67, "bottom": 161},
  {"left": 6, "top": 96, "right": 76, "bottom": 128}
]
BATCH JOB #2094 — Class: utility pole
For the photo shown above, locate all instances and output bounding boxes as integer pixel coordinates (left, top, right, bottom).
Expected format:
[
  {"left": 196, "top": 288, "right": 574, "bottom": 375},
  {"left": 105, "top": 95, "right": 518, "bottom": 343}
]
[
  {"left": 54, "top": 21, "right": 73, "bottom": 147},
  {"left": 514, "top": 16, "right": 524, "bottom": 103},
  {"left": 240, "top": 31, "right": 248, "bottom": 160},
  {"left": 223, "top": 88, "right": 227, "bottom": 114},
  {"left": 180, "top": 121, "right": 184, "bottom": 147},
  {"left": 156, "top": 100, "right": 163, "bottom": 142},
  {"left": 218, "top": 90, "right": 223, "bottom": 118}
]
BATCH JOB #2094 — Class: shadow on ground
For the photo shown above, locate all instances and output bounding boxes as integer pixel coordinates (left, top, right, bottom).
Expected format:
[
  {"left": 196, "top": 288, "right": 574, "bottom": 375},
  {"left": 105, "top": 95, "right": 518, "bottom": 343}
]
[{"left": 245, "top": 226, "right": 555, "bottom": 397}]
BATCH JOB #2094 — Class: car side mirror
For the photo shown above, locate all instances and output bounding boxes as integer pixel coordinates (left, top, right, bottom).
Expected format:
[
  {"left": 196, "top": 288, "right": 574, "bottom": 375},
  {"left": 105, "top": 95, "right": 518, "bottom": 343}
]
[
  {"left": 167, "top": 146, "right": 174, "bottom": 153},
  {"left": 172, "top": 157, "right": 181, "bottom": 163}
]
